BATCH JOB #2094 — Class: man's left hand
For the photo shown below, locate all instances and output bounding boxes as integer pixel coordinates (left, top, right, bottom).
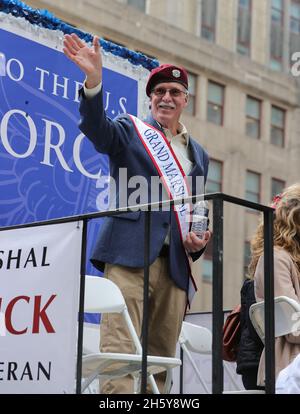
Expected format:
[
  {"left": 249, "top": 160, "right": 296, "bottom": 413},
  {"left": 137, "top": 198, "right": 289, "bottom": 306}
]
[{"left": 183, "top": 230, "right": 211, "bottom": 253}]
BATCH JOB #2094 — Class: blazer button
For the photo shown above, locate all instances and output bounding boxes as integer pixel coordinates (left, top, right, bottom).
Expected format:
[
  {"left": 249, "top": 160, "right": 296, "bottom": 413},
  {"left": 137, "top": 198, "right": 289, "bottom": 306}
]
[{"left": 163, "top": 223, "right": 169, "bottom": 228}]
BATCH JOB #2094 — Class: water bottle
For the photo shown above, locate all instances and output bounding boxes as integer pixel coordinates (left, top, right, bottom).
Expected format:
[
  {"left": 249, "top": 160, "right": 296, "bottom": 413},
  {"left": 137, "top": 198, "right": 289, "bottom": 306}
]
[
  {"left": 0, "top": 53, "right": 6, "bottom": 76},
  {"left": 191, "top": 200, "right": 209, "bottom": 239}
]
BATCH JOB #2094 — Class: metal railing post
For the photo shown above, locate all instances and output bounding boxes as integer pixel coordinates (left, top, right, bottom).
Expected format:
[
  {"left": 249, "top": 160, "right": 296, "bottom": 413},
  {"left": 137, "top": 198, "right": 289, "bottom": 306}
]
[
  {"left": 76, "top": 219, "right": 88, "bottom": 394},
  {"left": 264, "top": 209, "right": 275, "bottom": 394},
  {"left": 180, "top": 347, "right": 184, "bottom": 394},
  {"left": 212, "top": 197, "right": 224, "bottom": 394},
  {"left": 141, "top": 210, "right": 151, "bottom": 393}
]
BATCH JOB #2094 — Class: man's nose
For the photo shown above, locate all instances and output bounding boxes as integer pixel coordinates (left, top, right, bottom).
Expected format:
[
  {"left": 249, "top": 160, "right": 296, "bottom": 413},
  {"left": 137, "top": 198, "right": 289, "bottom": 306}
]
[{"left": 162, "top": 91, "right": 172, "bottom": 100}]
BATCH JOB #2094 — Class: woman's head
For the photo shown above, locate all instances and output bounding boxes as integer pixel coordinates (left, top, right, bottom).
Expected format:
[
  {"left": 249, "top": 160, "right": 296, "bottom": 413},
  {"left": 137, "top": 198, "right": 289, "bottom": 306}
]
[
  {"left": 273, "top": 183, "right": 300, "bottom": 244},
  {"left": 248, "top": 183, "right": 300, "bottom": 277}
]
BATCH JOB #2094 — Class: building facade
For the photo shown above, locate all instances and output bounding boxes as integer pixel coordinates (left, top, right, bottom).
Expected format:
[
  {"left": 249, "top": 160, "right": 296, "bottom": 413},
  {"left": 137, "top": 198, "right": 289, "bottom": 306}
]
[{"left": 25, "top": 0, "right": 300, "bottom": 311}]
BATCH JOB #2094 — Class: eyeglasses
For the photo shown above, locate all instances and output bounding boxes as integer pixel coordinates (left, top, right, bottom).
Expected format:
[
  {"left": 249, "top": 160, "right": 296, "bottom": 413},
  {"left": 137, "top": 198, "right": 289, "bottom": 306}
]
[{"left": 151, "top": 87, "right": 188, "bottom": 98}]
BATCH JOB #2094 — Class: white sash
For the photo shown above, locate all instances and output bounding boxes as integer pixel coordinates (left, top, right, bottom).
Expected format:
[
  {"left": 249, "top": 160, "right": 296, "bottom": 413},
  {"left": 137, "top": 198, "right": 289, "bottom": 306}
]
[{"left": 129, "top": 115, "right": 197, "bottom": 306}]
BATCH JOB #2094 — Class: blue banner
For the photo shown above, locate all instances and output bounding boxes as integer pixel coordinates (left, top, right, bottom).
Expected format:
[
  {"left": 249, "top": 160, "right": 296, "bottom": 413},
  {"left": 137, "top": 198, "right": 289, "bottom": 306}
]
[{"left": 0, "top": 26, "right": 140, "bottom": 277}]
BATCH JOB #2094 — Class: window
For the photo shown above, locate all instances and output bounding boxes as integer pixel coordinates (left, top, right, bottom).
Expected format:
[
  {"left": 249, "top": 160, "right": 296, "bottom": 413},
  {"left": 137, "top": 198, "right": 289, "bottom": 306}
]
[
  {"left": 246, "top": 96, "right": 261, "bottom": 139},
  {"left": 127, "top": 0, "right": 146, "bottom": 12},
  {"left": 206, "top": 159, "right": 222, "bottom": 193},
  {"left": 237, "top": 0, "right": 252, "bottom": 56},
  {"left": 201, "top": 0, "right": 217, "bottom": 42},
  {"left": 270, "top": 0, "right": 284, "bottom": 70},
  {"left": 207, "top": 81, "right": 224, "bottom": 125},
  {"left": 186, "top": 72, "right": 197, "bottom": 115},
  {"left": 290, "top": 0, "right": 300, "bottom": 66},
  {"left": 202, "top": 237, "right": 213, "bottom": 283},
  {"left": 244, "top": 241, "right": 251, "bottom": 276},
  {"left": 271, "top": 105, "right": 285, "bottom": 147},
  {"left": 271, "top": 178, "right": 285, "bottom": 198},
  {"left": 245, "top": 170, "right": 260, "bottom": 203}
]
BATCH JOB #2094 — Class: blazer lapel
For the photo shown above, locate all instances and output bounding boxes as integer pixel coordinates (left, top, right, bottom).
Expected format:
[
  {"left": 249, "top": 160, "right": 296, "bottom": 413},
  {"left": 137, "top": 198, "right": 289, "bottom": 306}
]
[
  {"left": 188, "top": 138, "right": 204, "bottom": 176},
  {"left": 145, "top": 115, "right": 164, "bottom": 132}
]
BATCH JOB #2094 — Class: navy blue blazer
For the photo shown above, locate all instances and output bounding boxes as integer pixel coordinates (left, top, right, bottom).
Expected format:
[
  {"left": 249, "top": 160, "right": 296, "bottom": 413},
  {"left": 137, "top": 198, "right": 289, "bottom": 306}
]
[{"left": 79, "top": 89, "right": 209, "bottom": 293}]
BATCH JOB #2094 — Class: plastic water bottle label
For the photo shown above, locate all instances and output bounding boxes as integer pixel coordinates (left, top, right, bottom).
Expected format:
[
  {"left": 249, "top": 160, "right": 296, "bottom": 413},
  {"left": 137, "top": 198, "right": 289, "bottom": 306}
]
[
  {"left": 0, "top": 53, "right": 6, "bottom": 76},
  {"left": 191, "top": 215, "right": 208, "bottom": 239}
]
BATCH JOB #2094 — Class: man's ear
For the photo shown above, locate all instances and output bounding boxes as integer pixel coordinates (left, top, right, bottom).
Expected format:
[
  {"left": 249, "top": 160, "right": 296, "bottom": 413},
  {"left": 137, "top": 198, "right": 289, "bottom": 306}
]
[{"left": 184, "top": 94, "right": 189, "bottom": 106}]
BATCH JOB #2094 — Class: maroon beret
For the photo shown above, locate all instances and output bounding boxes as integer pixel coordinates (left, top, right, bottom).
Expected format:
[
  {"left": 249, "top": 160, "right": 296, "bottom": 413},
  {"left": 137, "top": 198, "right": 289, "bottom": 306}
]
[{"left": 146, "top": 64, "right": 188, "bottom": 97}]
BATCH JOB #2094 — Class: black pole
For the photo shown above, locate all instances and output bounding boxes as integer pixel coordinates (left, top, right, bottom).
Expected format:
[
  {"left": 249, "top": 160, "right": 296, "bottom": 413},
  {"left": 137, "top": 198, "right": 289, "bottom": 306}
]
[
  {"left": 180, "top": 347, "right": 184, "bottom": 394},
  {"left": 141, "top": 210, "right": 151, "bottom": 393},
  {"left": 212, "top": 198, "right": 224, "bottom": 394},
  {"left": 76, "top": 219, "right": 88, "bottom": 394},
  {"left": 263, "top": 210, "right": 275, "bottom": 394}
]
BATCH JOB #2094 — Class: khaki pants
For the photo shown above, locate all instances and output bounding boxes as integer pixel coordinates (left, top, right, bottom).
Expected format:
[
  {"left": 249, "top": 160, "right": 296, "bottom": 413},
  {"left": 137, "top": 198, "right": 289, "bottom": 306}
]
[{"left": 100, "top": 256, "right": 186, "bottom": 394}]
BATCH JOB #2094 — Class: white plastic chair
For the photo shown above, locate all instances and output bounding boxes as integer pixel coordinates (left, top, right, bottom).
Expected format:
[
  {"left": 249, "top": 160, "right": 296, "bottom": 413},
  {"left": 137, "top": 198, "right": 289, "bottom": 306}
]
[
  {"left": 249, "top": 296, "right": 300, "bottom": 343},
  {"left": 178, "top": 321, "right": 242, "bottom": 394},
  {"left": 81, "top": 275, "right": 181, "bottom": 394}
]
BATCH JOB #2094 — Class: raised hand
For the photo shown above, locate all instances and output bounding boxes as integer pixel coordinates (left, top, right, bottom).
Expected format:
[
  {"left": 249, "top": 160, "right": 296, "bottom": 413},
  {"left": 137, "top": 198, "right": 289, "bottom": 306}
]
[{"left": 63, "top": 33, "right": 102, "bottom": 88}]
